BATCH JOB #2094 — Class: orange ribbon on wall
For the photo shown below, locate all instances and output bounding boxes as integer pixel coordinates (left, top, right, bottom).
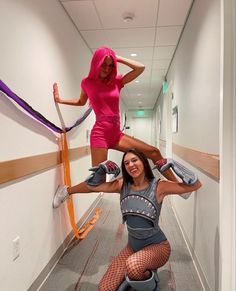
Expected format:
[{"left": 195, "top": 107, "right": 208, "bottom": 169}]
[{"left": 61, "top": 132, "right": 101, "bottom": 240}]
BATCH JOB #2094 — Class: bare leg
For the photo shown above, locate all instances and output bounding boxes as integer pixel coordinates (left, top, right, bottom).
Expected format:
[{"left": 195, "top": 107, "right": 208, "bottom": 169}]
[
  {"left": 114, "top": 134, "right": 177, "bottom": 181},
  {"left": 67, "top": 181, "right": 91, "bottom": 195},
  {"left": 53, "top": 181, "right": 93, "bottom": 208},
  {"left": 65, "top": 148, "right": 108, "bottom": 195},
  {"left": 90, "top": 147, "right": 108, "bottom": 166},
  {"left": 53, "top": 149, "right": 109, "bottom": 208}
]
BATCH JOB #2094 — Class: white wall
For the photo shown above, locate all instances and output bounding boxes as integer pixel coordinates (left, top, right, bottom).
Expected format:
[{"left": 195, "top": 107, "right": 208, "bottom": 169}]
[
  {"left": 155, "top": 0, "right": 220, "bottom": 290},
  {"left": 109, "top": 106, "right": 155, "bottom": 174},
  {"left": 125, "top": 109, "right": 155, "bottom": 145},
  {"left": 0, "top": 1, "right": 99, "bottom": 290}
]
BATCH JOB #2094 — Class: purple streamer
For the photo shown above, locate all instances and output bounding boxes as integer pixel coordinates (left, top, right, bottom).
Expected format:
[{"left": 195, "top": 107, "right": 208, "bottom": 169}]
[
  {"left": 65, "top": 107, "right": 92, "bottom": 132},
  {"left": 0, "top": 80, "right": 92, "bottom": 133}
]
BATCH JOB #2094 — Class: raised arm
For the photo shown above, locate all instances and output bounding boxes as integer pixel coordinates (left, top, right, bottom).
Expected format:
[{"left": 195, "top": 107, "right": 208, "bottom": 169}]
[
  {"left": 68, "top": 178, "right": 123, "bottom": 195},
  {"left": 116, "top": 56, "right": 145, "bottom": 85},
  {"left": 53, "top": 83, "right": 88, "bottom": 106},
  {"left": 156, "top": 179, "right": 202, "bottom": 202}
]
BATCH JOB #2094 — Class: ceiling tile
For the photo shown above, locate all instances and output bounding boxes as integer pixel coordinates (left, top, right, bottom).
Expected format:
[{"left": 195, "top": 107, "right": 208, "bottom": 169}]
[
  {"left": 118, "top": 65, "right": 152, "bottom": 78},
  {"left": 151, "top": 69, "right": 167, "bottom": 81},
  {"left": 62, "top": 1, "right": 102, "bottom": 30},
  {"left": 117, "top": 66, "right": 131, "bottom": 76},
  {"left": 153, "top": 46, "right": 176, "bottom": 59},
  {"left": 152, "top": 59, "right": 170, "bottom": 70},
  {"left": 155, "top": 26, "right": 183, "bottom": 46},
  {"left": 94, "top": 0, "right": 159, "bottom": 29},
  {"left": 60, "top": 0, "right": 193, "bottom": 110},
  {"left": 147, "top": 91, "right": 161, "bottom": 101},
  {"left": 114, "top": 47, "right": 153, "bottom": 60},
  {"left": 117, "top": 59, "right": 152, "bottom": 73},
  {"left": 105, "top": 28, "right": 156, "bottom": 48},
  {"left": 150, "top": 79, "right": 163, "bottom": 91},
  {"left": 125, "top": 83, "right": 151, "bottom": 94},
  {"left": 158, "top": 0, "right": 193, "bottom": 26},
  {"left": 123, "top": 97, "right": 155, "bottom": 110},
  {"left": 80, "top": 30, "right": 110, "bottom": 48}
]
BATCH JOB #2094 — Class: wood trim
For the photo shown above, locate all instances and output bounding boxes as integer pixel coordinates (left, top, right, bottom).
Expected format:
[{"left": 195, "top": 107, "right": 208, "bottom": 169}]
[
  {"left": 1, "top": 141, "right": 219, "bottom": 183},
  {"left": 172, "top": 143, "right": 219, "bottom": 181},
  {"left": 158, "top": 139, "right": 219, "bottom": 180},
  {"left": 0, "top": 146, "right": 90, "bottom": 184},
  {"left": 69, "top": 146, "right": 90, "bottom": 160}
]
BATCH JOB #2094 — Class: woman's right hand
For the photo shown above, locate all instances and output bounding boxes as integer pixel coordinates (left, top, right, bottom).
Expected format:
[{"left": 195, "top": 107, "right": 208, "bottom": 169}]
[{"left": 53, "top": 83, "right": 60, "bottom": 103}]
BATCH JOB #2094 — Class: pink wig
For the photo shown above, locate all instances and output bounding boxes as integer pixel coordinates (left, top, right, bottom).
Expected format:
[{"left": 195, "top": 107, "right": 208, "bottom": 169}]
[{"left": 87, "top": 46, "right": 117, "bottom": 81}]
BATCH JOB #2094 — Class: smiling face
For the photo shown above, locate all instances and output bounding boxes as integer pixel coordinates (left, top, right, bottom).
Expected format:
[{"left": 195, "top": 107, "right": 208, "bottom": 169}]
[
  {"left": 99, "top": 56, "right": 114, "bottom": 80},
  {"left": 121, "top": 149, "right": 154, "bottom": 184},
  {"left": 123, "top": 152, "right": 145, "bottom": 179}
]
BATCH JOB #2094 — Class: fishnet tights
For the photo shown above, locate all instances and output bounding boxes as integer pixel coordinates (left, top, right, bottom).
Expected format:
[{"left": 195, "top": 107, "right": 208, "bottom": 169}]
[{"left": 99, "top": 240, "right": 171, "bottom": 291}]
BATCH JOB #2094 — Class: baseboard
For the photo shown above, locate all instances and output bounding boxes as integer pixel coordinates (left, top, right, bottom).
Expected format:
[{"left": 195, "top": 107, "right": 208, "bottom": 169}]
[
  {"left": 28, "top": 193, "right": 103, "bottom": 291},
  {"left": 170, "top": 200, "right": 211, "bottom": 291}
]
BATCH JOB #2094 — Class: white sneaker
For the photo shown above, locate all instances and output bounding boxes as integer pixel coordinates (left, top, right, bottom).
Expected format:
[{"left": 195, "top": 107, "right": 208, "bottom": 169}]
[
  {"left": 181, "top": 192, "right": 192, "bottom": 199},
  {"left": 53, "top": 185, "right": 69, "bottom": 208}
]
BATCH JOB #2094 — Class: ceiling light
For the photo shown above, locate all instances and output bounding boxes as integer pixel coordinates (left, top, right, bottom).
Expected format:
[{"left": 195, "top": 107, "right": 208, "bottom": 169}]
[
  {"left": 131, "top": 53, "right": 137, "bottom": 57},
  {"left": 123, "top": 12, "right": 135, "bottom": 23},
  {"left": 135, "top": 80, "right": 140, "bottom": 83}
]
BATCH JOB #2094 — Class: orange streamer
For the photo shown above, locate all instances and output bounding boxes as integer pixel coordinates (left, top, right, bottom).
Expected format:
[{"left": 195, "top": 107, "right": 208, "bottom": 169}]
[{"left": 60, "top": 132, "right": 101, "bottom": 240}]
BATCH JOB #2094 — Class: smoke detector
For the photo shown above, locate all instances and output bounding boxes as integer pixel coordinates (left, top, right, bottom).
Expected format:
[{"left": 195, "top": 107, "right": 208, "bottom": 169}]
[{"left": 123, "top": 12, "right": 135, "bottom": 23}]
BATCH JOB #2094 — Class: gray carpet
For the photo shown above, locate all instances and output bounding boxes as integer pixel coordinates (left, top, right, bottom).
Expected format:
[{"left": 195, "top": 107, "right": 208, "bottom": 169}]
[{"left": 39, "top": 194, "right": 203, "bottom": 291}]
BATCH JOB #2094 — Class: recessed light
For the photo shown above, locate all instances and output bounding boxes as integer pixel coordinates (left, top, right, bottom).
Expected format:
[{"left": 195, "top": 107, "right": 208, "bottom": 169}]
[
  {"left": 131, "top": 53, "right": 137, "bottom": 57},
  {"left": 135, "top": 80, "right": 140, "bottom": 83}
]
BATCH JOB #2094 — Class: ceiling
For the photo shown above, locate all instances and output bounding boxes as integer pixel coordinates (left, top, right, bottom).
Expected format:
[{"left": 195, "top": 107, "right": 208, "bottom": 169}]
[{"left": 60, "top": 0, "right": 193, "bottom": 110}]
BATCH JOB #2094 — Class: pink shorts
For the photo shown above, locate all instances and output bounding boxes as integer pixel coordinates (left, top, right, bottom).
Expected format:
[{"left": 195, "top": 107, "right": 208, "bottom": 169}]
[{"left": 90, "top": 116, "right": 124, "bottom": 148}]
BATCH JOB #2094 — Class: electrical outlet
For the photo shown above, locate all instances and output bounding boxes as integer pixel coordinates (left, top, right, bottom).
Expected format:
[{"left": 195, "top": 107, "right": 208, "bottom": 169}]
[{"left": 12, "top": 236, "right": 20, "bottom": 261}]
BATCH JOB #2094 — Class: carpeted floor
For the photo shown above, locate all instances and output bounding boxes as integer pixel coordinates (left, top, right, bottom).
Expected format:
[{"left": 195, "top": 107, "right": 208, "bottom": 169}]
[{"left": 39, "top": 194, "right": 203, "bottom": 291}]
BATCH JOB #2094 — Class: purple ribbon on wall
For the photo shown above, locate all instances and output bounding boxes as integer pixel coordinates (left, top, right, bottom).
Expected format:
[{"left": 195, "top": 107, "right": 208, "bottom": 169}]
[{"left": 0, "top": 79, "right": 92, "bottom": 133}]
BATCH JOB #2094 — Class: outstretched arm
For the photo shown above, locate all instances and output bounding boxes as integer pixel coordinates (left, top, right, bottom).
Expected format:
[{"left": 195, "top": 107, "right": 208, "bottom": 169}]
[
  {"left": 68, "top": 178, "right": 123, "bottom": 195},
  {"left": 53, "top": 83, "right": 88, "bottom": 106},
  {"left": 156, "top": 179, "right": 202, "bottom": 202},
  {"left": 116, "top": 56, "right": 145, "bottom": 85}
]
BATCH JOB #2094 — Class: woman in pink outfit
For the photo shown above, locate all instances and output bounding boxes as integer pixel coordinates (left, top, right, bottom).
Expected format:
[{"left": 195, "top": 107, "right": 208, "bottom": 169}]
[{"left": 54, "top": 46, "right": 176, "bottom": 181}]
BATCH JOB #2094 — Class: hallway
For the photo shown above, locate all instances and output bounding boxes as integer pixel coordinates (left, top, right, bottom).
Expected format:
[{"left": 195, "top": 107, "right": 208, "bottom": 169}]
[
  {"left": 39, "top": 194, "right": 203, "bottom": 291},
  {"left": 1, "top": 1, "right": 236, "bottom": 290}
]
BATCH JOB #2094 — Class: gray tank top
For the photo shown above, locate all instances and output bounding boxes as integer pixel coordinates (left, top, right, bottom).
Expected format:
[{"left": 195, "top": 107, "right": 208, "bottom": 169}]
[{"left": 120, "top": 178, "right": 167, "bottom": 251}]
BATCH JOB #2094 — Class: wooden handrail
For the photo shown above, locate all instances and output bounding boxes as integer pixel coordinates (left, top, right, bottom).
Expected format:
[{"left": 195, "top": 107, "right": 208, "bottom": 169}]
[
  {"left": 0, "top": 146, "right": 90, "bottom": 184},
  {"left": 159, "top": 140, "right": 219, "bottom": 181},
  {"left": 172, "top": 143, "right": 219, "bottom": 181},
  {"left": 0, "top": 141, "right": 220, "bottom": 184}
]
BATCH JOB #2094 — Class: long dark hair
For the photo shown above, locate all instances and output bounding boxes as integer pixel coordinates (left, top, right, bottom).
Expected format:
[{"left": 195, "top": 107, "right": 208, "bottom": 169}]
[{"left": 121, "top": 149, "right": 154, "bottom": 185}]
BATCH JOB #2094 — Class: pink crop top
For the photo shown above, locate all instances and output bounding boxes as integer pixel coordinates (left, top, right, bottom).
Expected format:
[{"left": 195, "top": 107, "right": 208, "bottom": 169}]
[{"left": 81, "top": 76, "right": 124, "bottom": 118}]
